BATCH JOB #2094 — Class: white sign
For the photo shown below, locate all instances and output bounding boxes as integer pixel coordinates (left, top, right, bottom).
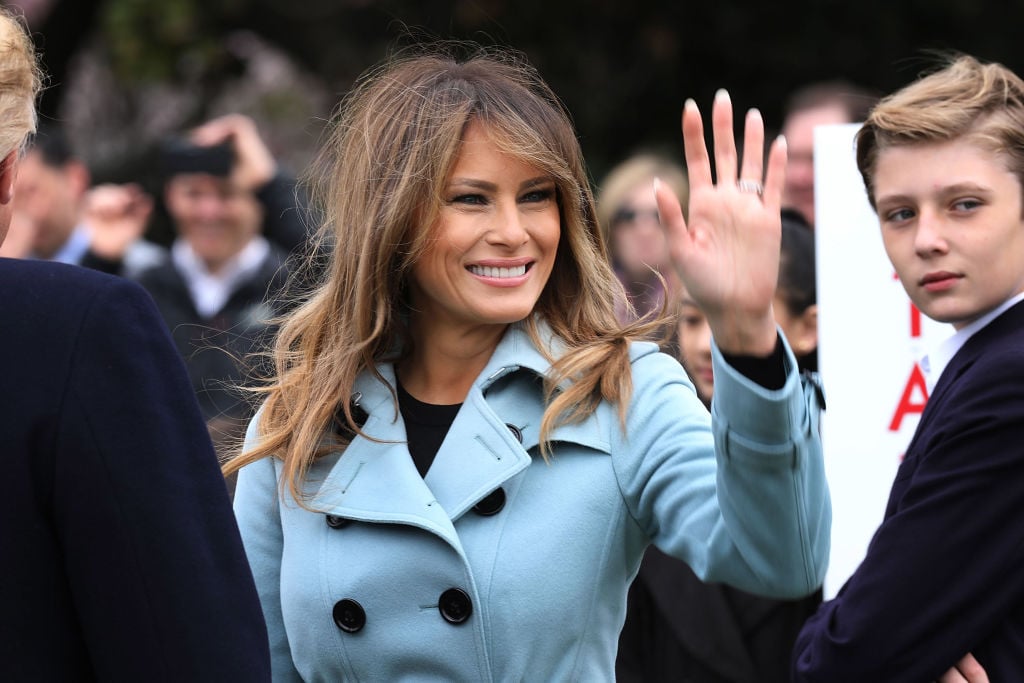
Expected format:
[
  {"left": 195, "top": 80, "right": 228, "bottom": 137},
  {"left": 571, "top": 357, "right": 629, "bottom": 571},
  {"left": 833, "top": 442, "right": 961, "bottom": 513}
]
[{"left": 813, "top": 123, "right": 950, "bottom": 597}]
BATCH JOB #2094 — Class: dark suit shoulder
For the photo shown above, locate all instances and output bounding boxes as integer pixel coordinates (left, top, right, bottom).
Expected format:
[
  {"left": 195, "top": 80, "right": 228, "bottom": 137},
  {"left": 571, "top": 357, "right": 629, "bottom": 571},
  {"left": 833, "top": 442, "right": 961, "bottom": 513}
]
[{"left": 0, "top": 257, "right": 142, "bottom": 306}]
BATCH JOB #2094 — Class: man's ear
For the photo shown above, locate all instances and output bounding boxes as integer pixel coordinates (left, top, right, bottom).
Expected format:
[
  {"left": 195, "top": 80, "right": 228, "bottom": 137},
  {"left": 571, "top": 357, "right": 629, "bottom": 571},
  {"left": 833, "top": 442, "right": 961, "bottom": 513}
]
[{"left": 0, "top": 150, "right": 19, "bottom": 205}]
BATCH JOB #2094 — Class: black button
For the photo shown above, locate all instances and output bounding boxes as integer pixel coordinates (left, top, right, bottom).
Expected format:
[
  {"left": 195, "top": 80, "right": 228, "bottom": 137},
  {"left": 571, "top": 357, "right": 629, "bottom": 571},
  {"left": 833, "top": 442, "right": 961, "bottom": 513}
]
[
  {"left": 326, "top": 514, "right": 350, "bottom": 529},
  {"left": 438, "top": 588, "right": 472, "bottom": 625},
  {"left": 333, "top": 599, "right": 365, "bottom": 633},
  {"left": 472, "top": 488, "right": 506, "bottom": 516},
  {"left": 335, "top": 393, "right": 369, "bottom": 439},
  {"left": 505, "top": 423, "right": 523, "bottom": 443}
]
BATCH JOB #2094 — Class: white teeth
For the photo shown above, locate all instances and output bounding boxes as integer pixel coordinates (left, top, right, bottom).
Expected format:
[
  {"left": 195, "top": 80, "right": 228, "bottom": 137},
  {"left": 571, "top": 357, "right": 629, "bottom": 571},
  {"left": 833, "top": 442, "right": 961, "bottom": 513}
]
[{"left": 470, "top": 264, "right": 527, "bottom": 278}]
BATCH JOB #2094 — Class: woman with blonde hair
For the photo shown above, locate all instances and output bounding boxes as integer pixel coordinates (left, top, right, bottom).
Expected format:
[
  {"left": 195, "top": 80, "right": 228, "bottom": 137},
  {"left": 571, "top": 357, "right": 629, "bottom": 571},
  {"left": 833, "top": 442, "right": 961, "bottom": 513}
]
[
  {"left": 229, "top": 44, "right": 829, "bottom": 681},
  {"left": 596, "top": 153, "right": 689, "bottom": 322}
]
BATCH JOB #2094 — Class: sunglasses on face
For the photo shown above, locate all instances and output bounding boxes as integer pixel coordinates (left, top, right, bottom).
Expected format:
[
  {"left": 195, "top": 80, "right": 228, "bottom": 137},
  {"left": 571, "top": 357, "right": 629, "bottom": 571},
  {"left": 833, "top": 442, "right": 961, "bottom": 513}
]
[{"left": 612, "top": 206, "right": 660, "bottom": 227}]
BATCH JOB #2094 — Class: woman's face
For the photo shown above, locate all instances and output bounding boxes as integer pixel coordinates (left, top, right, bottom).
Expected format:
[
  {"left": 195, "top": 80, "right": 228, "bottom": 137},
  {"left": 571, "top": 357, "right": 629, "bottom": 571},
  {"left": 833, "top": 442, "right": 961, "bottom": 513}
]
[
  {"left": 610, "top": 180, "right": 668, "bottom": 278},
  {"left": 407, "top": 121, "right": 561, "bottom": 336}
]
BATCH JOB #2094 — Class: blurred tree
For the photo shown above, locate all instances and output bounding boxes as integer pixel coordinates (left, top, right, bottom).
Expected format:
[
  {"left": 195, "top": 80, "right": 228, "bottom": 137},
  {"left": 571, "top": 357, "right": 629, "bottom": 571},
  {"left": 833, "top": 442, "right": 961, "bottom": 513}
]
[{"left": 14, "top": 0, "right": 1024, "bottom": 190}]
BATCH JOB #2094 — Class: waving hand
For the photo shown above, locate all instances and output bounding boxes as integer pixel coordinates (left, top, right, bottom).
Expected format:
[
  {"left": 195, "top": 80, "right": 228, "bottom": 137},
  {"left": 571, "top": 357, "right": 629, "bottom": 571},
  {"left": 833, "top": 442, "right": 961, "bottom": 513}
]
[{"left": 656, "top": 90, "right": 785, "bottom": 356}]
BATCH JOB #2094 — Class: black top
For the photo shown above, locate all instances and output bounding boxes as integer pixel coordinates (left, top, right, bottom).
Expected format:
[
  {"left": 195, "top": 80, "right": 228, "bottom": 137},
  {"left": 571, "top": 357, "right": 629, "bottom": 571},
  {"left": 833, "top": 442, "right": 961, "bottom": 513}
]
[{"left": 397, "top": 380, "right": 461, "bottom": 477}]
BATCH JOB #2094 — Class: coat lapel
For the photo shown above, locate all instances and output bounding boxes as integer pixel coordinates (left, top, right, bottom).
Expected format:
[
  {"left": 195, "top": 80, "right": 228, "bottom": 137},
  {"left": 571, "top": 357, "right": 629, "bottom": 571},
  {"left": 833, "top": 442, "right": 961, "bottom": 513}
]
[
  {"left": 425, "top": 386, "right": 532, "bottom": 522},
  {"left": 307, "top": 366, "right": 463, "bottom": 550}
]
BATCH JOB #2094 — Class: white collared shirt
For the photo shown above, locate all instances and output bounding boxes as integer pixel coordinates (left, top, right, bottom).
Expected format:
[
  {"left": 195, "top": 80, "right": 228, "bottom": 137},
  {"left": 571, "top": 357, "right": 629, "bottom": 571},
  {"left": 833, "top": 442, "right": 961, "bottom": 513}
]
[
  {"left": 921, "top": 290, "right": 1024, "bottom": 392},
  {"left": 171, "top": 236, "right": 271, "bottom": 319}
]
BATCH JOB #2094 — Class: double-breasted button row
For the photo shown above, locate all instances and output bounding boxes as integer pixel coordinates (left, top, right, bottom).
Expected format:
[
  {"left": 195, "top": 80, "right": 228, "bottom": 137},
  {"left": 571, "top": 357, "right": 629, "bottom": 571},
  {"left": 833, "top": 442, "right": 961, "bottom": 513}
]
[{"left": 332, "top": 589, "right": 473, "bottom": 633}]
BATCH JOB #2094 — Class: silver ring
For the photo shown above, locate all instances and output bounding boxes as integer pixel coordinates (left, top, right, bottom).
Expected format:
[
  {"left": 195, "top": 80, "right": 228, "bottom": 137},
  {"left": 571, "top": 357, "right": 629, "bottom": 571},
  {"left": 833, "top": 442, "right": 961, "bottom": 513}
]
[{"left": 737, "top": 179, "right": 764, "bottom": 196}]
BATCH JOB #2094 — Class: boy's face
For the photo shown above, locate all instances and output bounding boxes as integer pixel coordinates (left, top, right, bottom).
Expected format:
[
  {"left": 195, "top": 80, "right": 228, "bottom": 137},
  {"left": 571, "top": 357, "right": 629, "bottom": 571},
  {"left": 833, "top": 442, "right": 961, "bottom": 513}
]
[{"left": 874, "top": 138, "right": 1024, "bottom": 329}]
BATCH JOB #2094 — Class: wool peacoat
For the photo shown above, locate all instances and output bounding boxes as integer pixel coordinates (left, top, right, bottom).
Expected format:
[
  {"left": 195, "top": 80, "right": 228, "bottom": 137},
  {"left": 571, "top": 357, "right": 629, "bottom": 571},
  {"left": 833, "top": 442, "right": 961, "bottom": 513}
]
[{"left": 234, "top": 320, "right": 829, "bottom": 682}]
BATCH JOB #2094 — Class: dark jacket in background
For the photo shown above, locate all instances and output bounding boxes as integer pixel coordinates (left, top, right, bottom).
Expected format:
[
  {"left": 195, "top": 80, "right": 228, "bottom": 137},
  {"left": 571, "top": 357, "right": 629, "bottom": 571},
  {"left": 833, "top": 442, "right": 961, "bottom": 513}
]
[
  {"left": 134, "top": 244, "right": 290, "bottom": 425},
  {"left": 617, "top": 546, "right": 820, "bottom": 682},
  {"left": 0, "top": 258, "right": 270, "bottom": 681}
]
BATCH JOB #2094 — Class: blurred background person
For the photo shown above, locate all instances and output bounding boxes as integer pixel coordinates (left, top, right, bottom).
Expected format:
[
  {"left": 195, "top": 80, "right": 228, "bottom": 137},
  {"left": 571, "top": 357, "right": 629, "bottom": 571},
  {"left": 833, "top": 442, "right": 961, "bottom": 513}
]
[
  {"left": 596, "top": 153, "right": 688, "bottom": 323},
  {"left": 133, "top": 114, "right": 305, "bottom": 453},
  {"left": 780, "top": 81, "right": 878, "bottom": 227},
  {"left": 775, "top": 211, "right": 818, "bottom": 372},
  {"left": 12, "top": 123, "right": 164, "bottom": 275},
  {"left": 616, "top": 212, "right": 822, "bottom": 683}
]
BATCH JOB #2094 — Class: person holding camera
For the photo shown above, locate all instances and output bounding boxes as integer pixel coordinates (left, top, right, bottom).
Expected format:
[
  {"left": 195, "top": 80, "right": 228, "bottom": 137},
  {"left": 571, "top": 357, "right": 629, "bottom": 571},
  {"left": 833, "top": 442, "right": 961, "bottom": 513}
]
[{"left": 135, "top": 115, "right": 307, "bottom": 448}]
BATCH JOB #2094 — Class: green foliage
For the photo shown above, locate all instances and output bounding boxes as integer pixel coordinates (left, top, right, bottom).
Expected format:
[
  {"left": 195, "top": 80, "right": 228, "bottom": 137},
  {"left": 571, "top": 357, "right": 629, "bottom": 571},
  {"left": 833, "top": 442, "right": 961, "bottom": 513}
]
[{"left": 99, "top": 0, "right": 225, "bottom": 83}]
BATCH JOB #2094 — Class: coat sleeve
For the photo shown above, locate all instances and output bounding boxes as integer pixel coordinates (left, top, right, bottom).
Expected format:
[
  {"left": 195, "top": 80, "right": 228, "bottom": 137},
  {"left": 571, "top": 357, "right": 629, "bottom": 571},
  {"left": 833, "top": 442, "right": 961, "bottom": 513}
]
[
  {"left": 54, "top": 275, "right": 270, "bottom": 682},
  {"left": 614, "top": 335, "right": 829, "bottom": 599},
  {"left": 234, "top": 413, "right": 304, "bottom": 682},
  {"left": 792, "top": 350, "right": 1024, "bottom": 682}
]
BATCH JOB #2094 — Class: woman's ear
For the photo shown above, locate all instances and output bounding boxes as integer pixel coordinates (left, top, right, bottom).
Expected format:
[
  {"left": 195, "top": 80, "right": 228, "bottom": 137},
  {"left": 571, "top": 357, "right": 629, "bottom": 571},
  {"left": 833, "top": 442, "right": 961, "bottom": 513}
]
[
  {"left": 0, "top": 150, "right": 19, "bottom": 205},
  {"left": 790, "top": 303, "right": 819, "bottom": 356}
]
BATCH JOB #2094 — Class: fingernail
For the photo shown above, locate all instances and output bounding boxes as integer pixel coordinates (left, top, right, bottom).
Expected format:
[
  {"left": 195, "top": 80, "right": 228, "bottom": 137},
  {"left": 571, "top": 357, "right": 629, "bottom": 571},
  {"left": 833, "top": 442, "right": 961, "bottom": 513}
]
[
  {"left": 684, "top": 98, "right": 697, "bottom": 112},
  {"left": 776, "top": 133, "right": 787, "bottom": 148},
  {"left": 748, "top": 107, "right": 762, "bottom": 120},
  {"left": 652, "top": 177, "right": 661, "bottom": 196},
  {"left": 715, "top": 88, "right": 730, "bottom": 102}
]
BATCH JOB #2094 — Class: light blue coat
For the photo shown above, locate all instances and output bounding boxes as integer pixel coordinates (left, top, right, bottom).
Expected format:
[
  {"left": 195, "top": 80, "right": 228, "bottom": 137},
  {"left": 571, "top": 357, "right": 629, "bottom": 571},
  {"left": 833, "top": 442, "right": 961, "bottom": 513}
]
[{"left": 233, "top": 321, "right": 829, "bottom": 682}]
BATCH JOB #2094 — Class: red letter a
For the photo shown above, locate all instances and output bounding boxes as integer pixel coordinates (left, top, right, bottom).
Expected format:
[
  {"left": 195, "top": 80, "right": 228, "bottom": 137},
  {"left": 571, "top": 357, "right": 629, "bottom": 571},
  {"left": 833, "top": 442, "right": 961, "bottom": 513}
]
[{"left": 889, "top": 363, "right": 929, "bottom": 431}]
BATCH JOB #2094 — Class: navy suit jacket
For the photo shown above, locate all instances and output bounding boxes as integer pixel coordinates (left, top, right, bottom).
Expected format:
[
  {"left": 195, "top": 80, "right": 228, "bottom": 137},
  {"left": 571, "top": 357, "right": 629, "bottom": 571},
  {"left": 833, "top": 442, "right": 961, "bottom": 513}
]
[
  {"left": 0, "top": 258, "right": 270, "bottom": 681},
  {"left": 793, "top": 299, "right": 1024, "bottom": 681}
]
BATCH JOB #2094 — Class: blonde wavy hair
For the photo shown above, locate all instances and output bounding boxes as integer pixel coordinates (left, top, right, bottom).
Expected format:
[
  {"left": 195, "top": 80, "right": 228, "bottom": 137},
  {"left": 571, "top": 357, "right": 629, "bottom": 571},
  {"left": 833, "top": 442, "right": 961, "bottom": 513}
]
[
  {"left": 857, "top": 54, "right": 1024, "bottom": 208},
  {"left": 223, "top": 45, "right": 666, "bottom": 501},
  {"left": 0, "top": 7, "right": 42, "bottom": 160}
]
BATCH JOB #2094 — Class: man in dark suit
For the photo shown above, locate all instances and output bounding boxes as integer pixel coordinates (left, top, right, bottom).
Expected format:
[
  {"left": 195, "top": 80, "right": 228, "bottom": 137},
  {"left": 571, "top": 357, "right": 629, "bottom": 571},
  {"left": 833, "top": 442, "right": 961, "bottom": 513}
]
[
  {"left": 793, "top": 55, "right": 1024, "bottom": 682},
  {"left": 0, "top": 8, "right": 270, "bottom": 680}
]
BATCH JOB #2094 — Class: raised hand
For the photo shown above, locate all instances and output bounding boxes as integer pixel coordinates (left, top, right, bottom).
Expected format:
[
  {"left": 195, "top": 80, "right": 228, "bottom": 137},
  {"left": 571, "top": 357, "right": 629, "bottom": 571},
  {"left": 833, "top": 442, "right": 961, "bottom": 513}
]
[
  {"left": 82, "top": 183, "right": 153, "bottom": 260},
  {"left": 190, "top": 114, "right": 276, "bottom": 192},
  {"left": 655, "top": 89, "right": 785, "bottom": 356}
]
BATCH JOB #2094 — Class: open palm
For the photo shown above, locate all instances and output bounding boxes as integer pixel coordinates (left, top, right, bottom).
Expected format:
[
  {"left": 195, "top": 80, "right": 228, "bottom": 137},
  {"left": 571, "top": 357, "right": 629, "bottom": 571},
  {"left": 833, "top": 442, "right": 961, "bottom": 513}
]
[{"left": 656, "top": 90, "right": 785, "bottom": 356}]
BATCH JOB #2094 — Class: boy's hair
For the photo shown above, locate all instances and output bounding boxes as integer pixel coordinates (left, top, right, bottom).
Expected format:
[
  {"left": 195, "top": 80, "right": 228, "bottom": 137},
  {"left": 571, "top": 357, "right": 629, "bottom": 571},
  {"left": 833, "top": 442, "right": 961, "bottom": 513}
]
[{"left": 856, "top": 55, "right": 1024, "bottom": 208}]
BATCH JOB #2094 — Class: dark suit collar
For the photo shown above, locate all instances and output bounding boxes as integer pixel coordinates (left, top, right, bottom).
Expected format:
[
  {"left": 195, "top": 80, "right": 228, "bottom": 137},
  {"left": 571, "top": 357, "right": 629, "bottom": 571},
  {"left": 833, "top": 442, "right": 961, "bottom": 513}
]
[{"left": 929, "top": 298, "right": 1024, "bottom": 405}]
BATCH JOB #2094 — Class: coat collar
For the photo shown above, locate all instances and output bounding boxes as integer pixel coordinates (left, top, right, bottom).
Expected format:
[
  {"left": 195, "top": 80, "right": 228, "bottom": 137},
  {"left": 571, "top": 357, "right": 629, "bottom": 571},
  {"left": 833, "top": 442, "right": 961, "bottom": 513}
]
[
  {"left": 306, "top": 319, "right": 630, "bottom": 548},
  {"left": 308, "top": 323, "right": 545, "bottom": 550}
]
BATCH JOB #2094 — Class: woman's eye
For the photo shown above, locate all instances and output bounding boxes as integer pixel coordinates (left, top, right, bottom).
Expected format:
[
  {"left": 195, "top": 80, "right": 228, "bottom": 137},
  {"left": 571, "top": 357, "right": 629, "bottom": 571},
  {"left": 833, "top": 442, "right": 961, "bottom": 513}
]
[
  {"left": 521, "top": 187, "right": 555, "bottom": 203},
  {"left": 451, "top": 193, "right": 487, "bottom": 206}
]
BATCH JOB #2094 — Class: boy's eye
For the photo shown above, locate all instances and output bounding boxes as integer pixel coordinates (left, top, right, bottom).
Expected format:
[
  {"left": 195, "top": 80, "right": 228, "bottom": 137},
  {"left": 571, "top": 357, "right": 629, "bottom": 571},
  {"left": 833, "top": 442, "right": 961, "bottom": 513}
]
[
  {"left": 952, "top": 198, "right": 981, "bottom": 211},
  {"left": 885, "top": 208, "right": 915, "bottom": 222}
]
